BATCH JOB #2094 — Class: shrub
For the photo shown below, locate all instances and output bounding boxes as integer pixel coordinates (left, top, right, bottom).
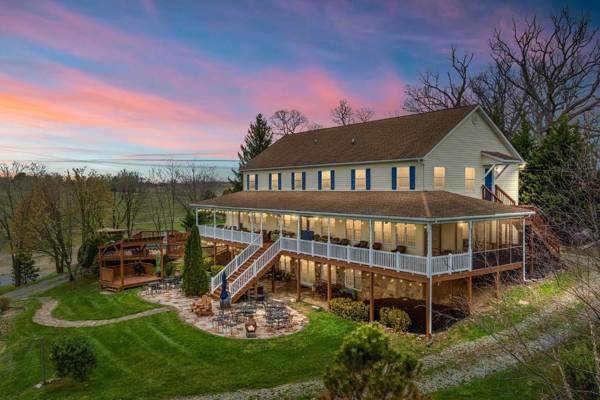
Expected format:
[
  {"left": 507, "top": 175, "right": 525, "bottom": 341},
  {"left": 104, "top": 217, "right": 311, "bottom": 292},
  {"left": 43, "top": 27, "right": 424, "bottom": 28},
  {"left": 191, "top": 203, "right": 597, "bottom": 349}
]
[
  {"left": 329, "top": 298, "right": 368, "bottom": 322},
  {"left": 0, "top": 297, "right": 10, "bottom": 314},
  {"left": 165, "top": 261, "right": 177, "bottom": 277},
  {"left": 323, "top": 323, "right": 425, "bottom": 399},
  {"left": 211, "top": 265, "right": 224, "bottom": 275},
  {"left": 50, "top": 336, "right": 97, "bottom": 382},
  {"left": 380, "top": 307, "right": 411, "bottom": 332},
  {"left": 183, "top": 227, "right": 209, "bottom": 296}
]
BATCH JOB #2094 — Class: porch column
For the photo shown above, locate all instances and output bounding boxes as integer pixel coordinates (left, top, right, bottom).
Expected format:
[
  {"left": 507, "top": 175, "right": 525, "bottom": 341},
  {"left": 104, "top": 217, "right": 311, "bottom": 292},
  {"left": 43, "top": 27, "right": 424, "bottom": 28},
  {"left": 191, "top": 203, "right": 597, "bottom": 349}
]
[
  {"left": 426, "top": 223, "right": 433, "bottom": 337},
  {"left": 522, "top": 218, "right": 526, "bottom": 282},
  {"left": 296, "top": 259, "right": 301, "bottom": 302},
  {"left": 259, "top": 213, "right": 263, "bottom": 239},
  {"left": 369, "top": 272, "right": 375, "bottom": 322},
  {"left": 327, "top": 218, "right": 331, "bottom": 259},
  {"left": 495, "top": 271, "right": 500, "bottom": 299},
  {"left": 327, "top": 264, "right": 332, "bottom": 308},
  {"left": 250, "top": 212, "right": 254, "bottom": 234},
  {"left": 466, "top": 276, "right": 472, "bottom": 314},
  {"left": 213, "top": 210, "right": 216, "bottom": 229},
  {"left": 279, "top": 214, "right": 283, "bottom": 234},
  {"left": 468, "top": 221, "right": 473, "bottom": 270},
  {"left": 368, "top": 219, "right": 373, "bottom": 267},
  {"left": 296, "top": 215, "right": 300, "bottom": 254}
]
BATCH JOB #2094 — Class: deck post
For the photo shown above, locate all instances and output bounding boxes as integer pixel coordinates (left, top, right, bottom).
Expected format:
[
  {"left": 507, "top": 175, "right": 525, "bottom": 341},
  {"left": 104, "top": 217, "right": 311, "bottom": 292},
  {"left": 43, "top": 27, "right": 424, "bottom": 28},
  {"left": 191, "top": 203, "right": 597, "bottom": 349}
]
[
  {"left": 522, "top": 218, "right": 526, "bottom": 282},
  {"left": 368, "top": 219, "right": 373, "bottom": 267},
  {"left": 213, "top": 210, "right": 216, "bottom": 229},
  {"left": 327, "top": 218, "right": 331, "bottom": 259},
  {"left": 426, "top": 223, "right": 433, "bottom": 337},
  {"left": 120, "top": 244, "right": 125, "bottom": 290},
  {"left": 466, "top": 276, "right": 472, "bottom": 314},
  {"left": 296, "top": 215, "right": 300, "bottom": 254},
  {"left": 296, "top": 259, "right": 301, "bottom": 302},
  {"left": 327, "top": 264, "right": 332, "bottom": 308},
  {"left": 271, "top": 264, "right": 276, "bottom": 294},
  {"left": 369, "top": 271, "right": 375, "bottom": 322},
  {"left": 250, "top": 212, "right": 254, "bottom": 235},
  {"left": 495, "top": 271, "right": 500, "bottom": 299},
  {"left": 468, "top": 221, "right": 473, "bottom": 270}
]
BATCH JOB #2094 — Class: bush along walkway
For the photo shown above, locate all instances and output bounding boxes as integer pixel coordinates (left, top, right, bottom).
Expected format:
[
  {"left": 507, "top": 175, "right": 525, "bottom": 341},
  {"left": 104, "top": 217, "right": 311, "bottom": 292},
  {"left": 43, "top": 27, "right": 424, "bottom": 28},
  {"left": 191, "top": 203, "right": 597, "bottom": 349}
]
[{"left": 33, "top": 297, "right": 172, "bottom": 328}]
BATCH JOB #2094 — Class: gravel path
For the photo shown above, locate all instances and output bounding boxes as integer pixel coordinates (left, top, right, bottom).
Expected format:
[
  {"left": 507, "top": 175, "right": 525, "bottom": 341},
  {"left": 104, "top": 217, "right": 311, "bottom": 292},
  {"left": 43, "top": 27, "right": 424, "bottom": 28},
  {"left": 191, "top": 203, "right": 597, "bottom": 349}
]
[
  {"left": 4, "top": 274, "right": 69, "bottom": 300},
  {"left": 32, "top": 297, "right": 172, "bottom": 328}
]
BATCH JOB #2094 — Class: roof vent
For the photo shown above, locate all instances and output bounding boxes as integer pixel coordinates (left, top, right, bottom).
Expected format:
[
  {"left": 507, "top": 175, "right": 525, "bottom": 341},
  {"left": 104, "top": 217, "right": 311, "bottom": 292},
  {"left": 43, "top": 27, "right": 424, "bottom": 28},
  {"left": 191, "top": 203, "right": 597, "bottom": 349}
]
[
  {"left": 351, "top": 138, "right": 355, "bottom": 144},
  {"left": 314, "top": 138, "right": 318, "bottom": 144}
]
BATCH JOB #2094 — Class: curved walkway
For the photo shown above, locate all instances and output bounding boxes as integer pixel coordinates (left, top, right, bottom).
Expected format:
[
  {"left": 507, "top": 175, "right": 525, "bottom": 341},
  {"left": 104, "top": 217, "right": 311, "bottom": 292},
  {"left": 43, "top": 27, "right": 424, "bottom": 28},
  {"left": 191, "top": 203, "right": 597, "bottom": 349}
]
[
  {"left": 5, "top": 274, "right": 68, "bottom": 300},
  {"left": 33, "top": 297, "right": 172, "bottom": 328}
]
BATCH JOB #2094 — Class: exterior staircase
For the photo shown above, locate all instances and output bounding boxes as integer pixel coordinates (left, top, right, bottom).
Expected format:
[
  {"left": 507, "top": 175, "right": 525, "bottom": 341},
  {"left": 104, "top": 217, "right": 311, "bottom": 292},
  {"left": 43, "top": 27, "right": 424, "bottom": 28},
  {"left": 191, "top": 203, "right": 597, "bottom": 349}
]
[
  {"left": 211, "top": 239, "right": 282, "bottom": 303},
  {"left": 482, "top": 184, "right": 561, "bottom": 272}
]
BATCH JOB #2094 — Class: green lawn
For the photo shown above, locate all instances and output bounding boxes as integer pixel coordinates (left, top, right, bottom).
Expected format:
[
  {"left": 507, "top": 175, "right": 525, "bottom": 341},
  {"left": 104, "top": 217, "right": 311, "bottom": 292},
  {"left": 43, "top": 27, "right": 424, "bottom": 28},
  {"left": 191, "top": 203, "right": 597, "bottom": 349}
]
[
  {"left": 42, "top": 278, "right": 159, "bottom": 320},
  {"left": 0, "top": 285, "right": 357, "bottom": 400}
]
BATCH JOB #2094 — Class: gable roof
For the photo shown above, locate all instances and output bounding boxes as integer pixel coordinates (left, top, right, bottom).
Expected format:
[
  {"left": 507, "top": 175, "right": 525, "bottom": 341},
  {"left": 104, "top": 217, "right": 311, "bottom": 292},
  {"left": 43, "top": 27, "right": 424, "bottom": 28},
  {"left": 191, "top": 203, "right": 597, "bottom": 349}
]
[
  {"left": 192, "top": 190, "right": 533, "bottom": 222},
  {"left": 241, "top": 105, "right": 478, "bottom": 171}
]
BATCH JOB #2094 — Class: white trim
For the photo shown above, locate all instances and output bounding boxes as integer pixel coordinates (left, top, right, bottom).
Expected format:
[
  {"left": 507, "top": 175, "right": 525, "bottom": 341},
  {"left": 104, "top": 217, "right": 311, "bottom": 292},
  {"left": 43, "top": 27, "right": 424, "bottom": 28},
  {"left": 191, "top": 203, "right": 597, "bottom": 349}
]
[{"left": 240, "top": 157, "right": 424, "bottom": 173}]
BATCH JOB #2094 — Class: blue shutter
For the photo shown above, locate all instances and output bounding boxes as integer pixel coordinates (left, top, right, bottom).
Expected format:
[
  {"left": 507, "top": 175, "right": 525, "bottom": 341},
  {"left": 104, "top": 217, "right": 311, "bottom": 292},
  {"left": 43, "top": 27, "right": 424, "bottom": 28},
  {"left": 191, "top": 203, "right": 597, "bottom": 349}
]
[
  {"left": 291, "top": 172, "right": 295, "bottom": 190},
  {"left": 391, "top": 167, "right": 397, "bottom": 190},
  {"left": 330, "top": 170, "right": 335, "bottom": 190},
  {"left": 409, "top": 166, "right": 416, "bottom": 190},
  {"left": 254, "top": 174, "right": 258, "bottom": 190},
  {"left": 268, "top": 173, "right": 272, "bottom": 190},
  {"left": 302, "top": 172, "right": 306, "bottom": 190},
  {"left": 366, "top": 168, "right": 371, "bottom": 190},
  {"left": 278, "top": 172, "right": 282, "bottom": 190},
  {"left": 317, "top": 171, "right": 322, "bottom": 190},
  {"left": 246, "top": 174, "right": 250, "bottom": 190},
  {"left": 351, "top": 169, "right": 356, "bottom": 190}
]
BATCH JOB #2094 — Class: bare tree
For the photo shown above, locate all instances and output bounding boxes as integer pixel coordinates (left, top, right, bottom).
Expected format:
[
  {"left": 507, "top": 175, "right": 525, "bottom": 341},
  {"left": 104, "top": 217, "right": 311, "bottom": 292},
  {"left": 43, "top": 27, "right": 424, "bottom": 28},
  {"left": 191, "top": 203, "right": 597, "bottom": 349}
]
[
  {"left": 490, "top": 9, "right": 600, "bottom": 137},
  {"left": 355, "top": 107, "right": 375, "bottom": 122},
  {"left": 331, "top": 100, "right": 355, "bottom": 125},
  {"left": 175, "top": 164, "right": 217, "bottom": 214},
  {"left": 69, "top": 168, "right": 110, "bottom": 244},
  {"left": 148, "top": 165, "right": 178, "bottom": 232},
  {"left": 404, "top": 46, "right": 475, "bottom": 113},
  {"left": 305, "top": 121, "right": 323, "bottom": 130},
  {"left": 110, "top": 170, "right": 146, "bottom": 236},
  {"left": 269, "top": 109, "right": 308, "bottom": 136}
]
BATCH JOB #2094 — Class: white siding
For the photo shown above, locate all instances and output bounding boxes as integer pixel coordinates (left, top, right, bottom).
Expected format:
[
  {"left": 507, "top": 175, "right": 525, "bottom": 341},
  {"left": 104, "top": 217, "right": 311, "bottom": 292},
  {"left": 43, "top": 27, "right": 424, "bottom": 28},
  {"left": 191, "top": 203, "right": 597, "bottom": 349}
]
[{"left": 423, "top": 111, "right": 520, "bottom": 202}]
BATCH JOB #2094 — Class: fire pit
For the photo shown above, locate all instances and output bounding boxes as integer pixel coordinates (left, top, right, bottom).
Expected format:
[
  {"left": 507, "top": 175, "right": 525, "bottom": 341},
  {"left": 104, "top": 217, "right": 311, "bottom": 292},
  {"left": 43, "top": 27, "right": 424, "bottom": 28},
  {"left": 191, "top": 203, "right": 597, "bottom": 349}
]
[{"left": 245, "top": 316, "right": 257, "bottom": 338}]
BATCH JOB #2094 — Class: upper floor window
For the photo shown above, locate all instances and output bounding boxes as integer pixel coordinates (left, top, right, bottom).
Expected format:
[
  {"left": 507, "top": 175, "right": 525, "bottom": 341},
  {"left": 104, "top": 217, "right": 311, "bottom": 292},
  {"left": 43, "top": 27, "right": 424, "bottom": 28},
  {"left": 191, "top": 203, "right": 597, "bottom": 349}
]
[
  {"left": 434, "top": 167, "right": 445, "bottom": 190},
  {"left": 397, "top": 167, "right": 410, "bottom": 190},
  {"left": 322, "top": 170, "right": 331, "bottom": 190},
  {"left": 283, "top": 215, "right": 297, "bottom": 231},
  {"left": 294, "top": 172, "right": 302, "bottom": 190},
  {"left": 374, "top": 221, "right": 393, "bottom": 245},
  {"left": 465, "top": 167, "right": 475, "bottom": 192},
  {"left": 355, "top": 169, "right": 366, "bottom": 190},
  {"left": 248, "top": 174, "right": 256, "bottom": 190},
  {"left": 396, "top": 223, "right": 416, "bottom": 247},
  {"left": 269, "top": 172, "right": 281, "bottom": 190}
]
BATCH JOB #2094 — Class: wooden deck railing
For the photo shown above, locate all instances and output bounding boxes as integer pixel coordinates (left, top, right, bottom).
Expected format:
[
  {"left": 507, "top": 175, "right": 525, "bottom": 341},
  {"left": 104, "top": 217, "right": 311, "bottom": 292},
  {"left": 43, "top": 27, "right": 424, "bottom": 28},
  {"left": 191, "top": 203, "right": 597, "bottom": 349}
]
[
  {"left": 481, "top": 185, "right": 502, "bottom": 203},
  {"left": 494, "top": 185, "right": 517, "bottom": 206}
]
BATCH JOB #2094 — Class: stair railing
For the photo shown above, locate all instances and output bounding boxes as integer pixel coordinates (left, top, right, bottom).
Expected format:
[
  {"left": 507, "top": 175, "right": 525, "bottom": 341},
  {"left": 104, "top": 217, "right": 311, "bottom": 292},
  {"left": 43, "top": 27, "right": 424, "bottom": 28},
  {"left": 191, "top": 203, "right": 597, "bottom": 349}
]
[
  {"left": 229, "top": 239, "right": 281, "bottom": 297},
  {"left": 481, "top": 185, "right": 502, "bottom": 203},
  {"left": 494, "top": 185, "right": 517, "bottom": 206},
  {"left": 210, "top": 234, "right": 262, "bottom": 293}
]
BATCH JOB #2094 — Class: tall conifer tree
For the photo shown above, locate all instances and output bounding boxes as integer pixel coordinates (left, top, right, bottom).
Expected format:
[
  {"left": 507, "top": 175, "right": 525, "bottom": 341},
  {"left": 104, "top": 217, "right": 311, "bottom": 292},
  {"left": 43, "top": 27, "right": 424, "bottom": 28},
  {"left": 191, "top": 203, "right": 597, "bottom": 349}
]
[{"left": 229, "top": 114, "right": 273, "bottom": 192}]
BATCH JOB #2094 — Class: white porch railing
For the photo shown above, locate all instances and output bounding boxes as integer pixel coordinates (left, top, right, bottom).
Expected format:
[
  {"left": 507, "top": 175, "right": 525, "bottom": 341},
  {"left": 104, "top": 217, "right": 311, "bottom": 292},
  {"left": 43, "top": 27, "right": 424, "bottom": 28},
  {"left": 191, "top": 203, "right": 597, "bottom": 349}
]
[
  {"left": 430, "top": 252, "right": 472, "bottom": 275},
  {"left": 229, "top": 239, "right": 281, "bottom": 296},
  {"left": 210, "top": 234, "right": 262, "bottom": 293},
  {"left": 198, "top": 225, "right": 260, "bottom": 245},
  {"left": 280, "top": 237, "right": 429, "bottom": 276}
]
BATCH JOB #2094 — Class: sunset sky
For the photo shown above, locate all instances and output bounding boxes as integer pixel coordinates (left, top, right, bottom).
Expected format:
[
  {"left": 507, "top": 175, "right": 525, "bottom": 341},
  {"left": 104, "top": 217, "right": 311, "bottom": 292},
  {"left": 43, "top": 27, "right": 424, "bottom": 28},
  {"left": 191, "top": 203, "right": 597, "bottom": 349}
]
[{"left": 1, "top": 0, "right": 597, "bottom": 176}]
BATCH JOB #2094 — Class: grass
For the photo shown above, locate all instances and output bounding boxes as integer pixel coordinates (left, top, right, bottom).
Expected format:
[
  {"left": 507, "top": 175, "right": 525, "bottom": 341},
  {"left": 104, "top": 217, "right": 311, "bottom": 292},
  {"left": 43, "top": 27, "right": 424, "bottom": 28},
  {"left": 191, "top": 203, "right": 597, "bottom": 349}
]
[
  {"left": 0, "top": 273, "right": 59, "bottom": 296},
  {"left": 42, "top": 278, "right": 159, "bottom": 320},
  {"left": 0, "top": 284, "right": 357, "bottom": 400}
]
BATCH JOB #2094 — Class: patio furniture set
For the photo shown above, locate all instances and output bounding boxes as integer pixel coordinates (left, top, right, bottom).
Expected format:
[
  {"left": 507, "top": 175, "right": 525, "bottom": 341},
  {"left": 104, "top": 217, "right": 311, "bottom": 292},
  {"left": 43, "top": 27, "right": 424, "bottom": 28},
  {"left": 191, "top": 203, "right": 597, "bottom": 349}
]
[
  {"left": 142, "top": 276, "right": 182, "bottom": 296},
  {"left": 211, "top": 298, "right": 293, "bottom": 337}
]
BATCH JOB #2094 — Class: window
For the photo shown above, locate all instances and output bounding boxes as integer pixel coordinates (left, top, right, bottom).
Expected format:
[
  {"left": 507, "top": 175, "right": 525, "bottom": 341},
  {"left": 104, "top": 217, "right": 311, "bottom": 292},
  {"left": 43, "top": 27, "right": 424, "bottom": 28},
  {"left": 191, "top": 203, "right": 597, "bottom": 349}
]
[
  {"left": 248, "top": 174, "right": 256, "bottom": 190},
  {"left": 270, "top": 173, "right": 279, "bottom": 190},
  {"left": 374, "top": 221, "right": 393, "bottom": 244},
  {"left": 319, "top": 218, "right": 335, "bottom": 236},
  {"left": 283, "top": 215, "right": 297, "bottom": 231},
  {"left": 355, "top": 169, "right": 366, "bottom": 190},
  {"left": 322, "top": 170, "right": 331, "bottom": 190},
  {"left": 345, "top": 269, "right": 362, "bottom": 290},
  {"left": 434, "top": 167, "right": 445, "bottom": 190},
  {"left": 396, "top": 223, "right": 416, "bottom": 247},
  {"left": 294, "top": 172, "right": 302, "bottom": 190},
  {"left": 465, "top": 167, "right": 475, "bottom": 192},
  {"left": 397, "top": 167, "right": 410, "bottom": 190},
  {"left": 345, "top": 219, "right": 362, "bottom": 242}
]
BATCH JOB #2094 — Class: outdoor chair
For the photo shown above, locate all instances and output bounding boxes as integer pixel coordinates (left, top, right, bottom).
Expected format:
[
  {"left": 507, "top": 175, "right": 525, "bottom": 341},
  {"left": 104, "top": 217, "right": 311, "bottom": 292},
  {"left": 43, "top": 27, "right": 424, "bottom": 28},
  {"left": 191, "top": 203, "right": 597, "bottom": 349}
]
[
  {"left": 331, "top": 237, "right": 341, "bottom": 244},
  {"left": 355, "top": 241, "right": 369, "bottom": 248},
  {"left": 339, "top": 238, "right": 350, "bottom": 246},
  {"left": 391, "top": 245, "right": 407, "bottom": 253},
  {"left": 314, "top": 234, "right": 321, "bottom": 242},
  {"left": 372, "top": 242, "right": 382, "bottom": 250}
]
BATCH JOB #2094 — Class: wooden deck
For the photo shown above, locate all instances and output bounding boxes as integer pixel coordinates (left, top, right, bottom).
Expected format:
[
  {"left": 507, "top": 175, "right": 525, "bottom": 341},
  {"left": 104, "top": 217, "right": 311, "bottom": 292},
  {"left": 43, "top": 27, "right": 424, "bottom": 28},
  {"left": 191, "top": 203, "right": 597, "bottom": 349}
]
[{"left": 100, "top": 275, "right": 161, "bottom": 290}]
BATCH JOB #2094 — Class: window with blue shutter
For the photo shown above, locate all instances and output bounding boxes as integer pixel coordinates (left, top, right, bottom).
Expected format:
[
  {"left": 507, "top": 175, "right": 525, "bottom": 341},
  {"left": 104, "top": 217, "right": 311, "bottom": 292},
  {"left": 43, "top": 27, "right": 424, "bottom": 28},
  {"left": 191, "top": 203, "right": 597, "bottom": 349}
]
[
  {"left": 351, "top": 169, "right": 356, "bottom": 190},
  {"left": 330, "top": 170, "right": 335, "bottom": 190},
  {"left": 391, "top": 167, "right": 397, "bottom": 190},
  {"left": 291, "top": 172, "right": 295, "bottom": 190},
  {"left": 278, "top": 172, "right": 282, "bottom": 190},
  {"left": 268, "top": 173, "right": 272, "bottom": 190},
  {"left": 302, "top": 172, "right": 306, "bottom": 190},
  {"left": 246, "top": 174, "right": 250, "bottom": 190},
  {"left": 366, "top": 168, "right": 371, "bottom": 190},
  {"left": 254, "top": 174, "right": 258, "bottom": 190},
  {"left": 317, "top": 171, "right": 322, "bottom": 190},
  {"left": 409, "top": 166, "right": 416, "bottom": 190}
]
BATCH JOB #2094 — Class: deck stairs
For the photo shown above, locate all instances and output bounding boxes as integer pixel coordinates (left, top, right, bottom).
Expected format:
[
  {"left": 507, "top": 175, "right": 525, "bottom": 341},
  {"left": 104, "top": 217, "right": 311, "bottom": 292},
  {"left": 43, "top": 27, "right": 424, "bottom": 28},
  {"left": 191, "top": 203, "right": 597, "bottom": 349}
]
[
  {"left": 212, "top": 239, "right": 282, "bottom": 303},
  {"left": 482, "top": 184, "right": 561, "bottom": 271}
]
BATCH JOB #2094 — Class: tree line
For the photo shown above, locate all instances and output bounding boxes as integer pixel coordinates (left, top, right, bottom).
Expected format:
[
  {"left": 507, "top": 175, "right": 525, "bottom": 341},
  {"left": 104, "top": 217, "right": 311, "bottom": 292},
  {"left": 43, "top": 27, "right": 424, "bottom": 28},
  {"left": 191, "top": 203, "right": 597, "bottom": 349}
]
[{"left": 0, "top": 163, "right": 219, "bottom": 285}]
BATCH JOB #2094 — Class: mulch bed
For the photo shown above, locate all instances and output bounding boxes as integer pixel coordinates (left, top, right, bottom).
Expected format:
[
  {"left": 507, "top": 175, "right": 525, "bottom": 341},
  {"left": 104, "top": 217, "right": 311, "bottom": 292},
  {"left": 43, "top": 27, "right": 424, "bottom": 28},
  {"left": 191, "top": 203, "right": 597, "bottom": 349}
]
[{"left": 367, "top": 298, "right": 466, "bottom": 334}]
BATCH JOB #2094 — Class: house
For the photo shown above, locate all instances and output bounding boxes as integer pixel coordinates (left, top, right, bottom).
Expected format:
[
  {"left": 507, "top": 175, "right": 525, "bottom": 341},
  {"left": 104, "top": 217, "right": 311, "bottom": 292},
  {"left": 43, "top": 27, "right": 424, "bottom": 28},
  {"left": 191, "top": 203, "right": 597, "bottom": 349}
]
[{"left": 192, "top": 105, "right": 556, "bottom": 336}]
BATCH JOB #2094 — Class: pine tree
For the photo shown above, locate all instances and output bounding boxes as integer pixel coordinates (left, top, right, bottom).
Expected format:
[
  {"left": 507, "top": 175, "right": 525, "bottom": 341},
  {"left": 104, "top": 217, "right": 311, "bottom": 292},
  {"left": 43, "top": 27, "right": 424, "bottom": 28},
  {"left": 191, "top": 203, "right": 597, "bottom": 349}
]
[
  {"left": 12, "top": 251, "right": 39, "bottom": 286},
  {"left": 229, "top": 114, "right": 273, "bottom": 192},
  {"left": 182, "top": 227, "right": 208, "bottom": 296},
  {"left": 510, "top": 119, "right": 536, "bottom": 162}
]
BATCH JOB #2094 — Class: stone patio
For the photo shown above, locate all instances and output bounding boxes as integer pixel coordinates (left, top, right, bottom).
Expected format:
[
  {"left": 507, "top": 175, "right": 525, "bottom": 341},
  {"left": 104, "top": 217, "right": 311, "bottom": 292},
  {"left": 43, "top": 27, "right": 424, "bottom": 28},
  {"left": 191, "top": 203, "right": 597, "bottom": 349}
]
[{"left": 139, "top": 289, "right": 309, "bottom": 339}]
